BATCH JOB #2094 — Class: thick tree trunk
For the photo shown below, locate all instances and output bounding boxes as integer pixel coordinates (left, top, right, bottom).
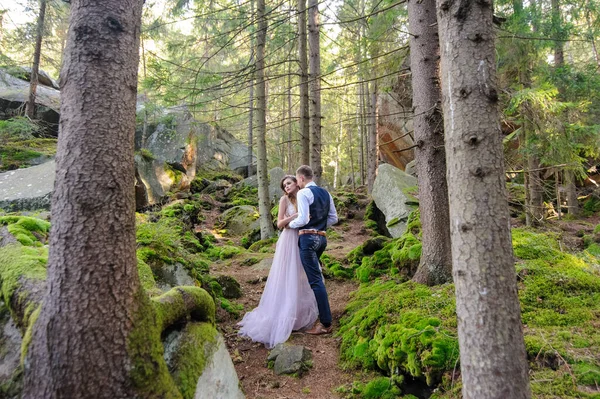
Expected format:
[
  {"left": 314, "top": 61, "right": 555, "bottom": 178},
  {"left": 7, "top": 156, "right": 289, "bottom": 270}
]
[
  {"left": 308, "top": 0, "right": 322, "bottom": 184},
  {"left": 408, "top": 0, "right": 452, "bottom": 286},
  {"left": 23, "top": 1, "right": 148, "bottom": 397},
  {"left": 437, "top": 0, "right": 532, "bottom": 397},
  {"left": 298, "top": 0, "right": 310, "bottom": 165},
  {"left": 256, "top": 0, "right": 274, "bottom": 239},
  {"left": 367, "top": 77, "right": 378, "bottom": 192},
  {"left": 26, "top": 0, "right": 47, "bottom": 120}
]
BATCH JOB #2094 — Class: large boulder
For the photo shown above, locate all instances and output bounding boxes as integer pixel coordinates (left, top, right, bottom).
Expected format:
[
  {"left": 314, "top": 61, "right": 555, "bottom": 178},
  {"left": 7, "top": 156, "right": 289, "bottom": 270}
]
[
  {"left": 0, "top": 70, "right": 60, "bottom": 131},
  {"left": 193, "top": 333, "right": 245, "bottom": 399},
  {"left": 238, "top": 167, "right": 285, "bottom": 204},
  {"left": 0, "top": 305, "right": 22, "bottom": 397},
  {"left": 135, "top": 109, "right": 254, "bottom": 205},
  {"left": 371, "top": 163, "right": 418, "bottom": 238},
  {"left": 219, "top": 205, "right": 260, "bottom": 236},
  {"left": 0, "top": 160, "right": 54, "bottom": 211}
]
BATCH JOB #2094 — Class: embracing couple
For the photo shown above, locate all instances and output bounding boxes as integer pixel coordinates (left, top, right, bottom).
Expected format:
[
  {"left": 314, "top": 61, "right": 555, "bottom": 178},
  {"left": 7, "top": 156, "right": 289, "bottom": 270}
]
[{"left": 238, "top": 165, "right": 338, "bottom": 348}]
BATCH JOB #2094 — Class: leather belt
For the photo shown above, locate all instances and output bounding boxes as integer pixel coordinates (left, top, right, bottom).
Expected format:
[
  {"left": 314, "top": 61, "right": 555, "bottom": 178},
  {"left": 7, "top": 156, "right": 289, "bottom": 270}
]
[{"left": 299, "top": 229, "right": 326, "bottom": 237}]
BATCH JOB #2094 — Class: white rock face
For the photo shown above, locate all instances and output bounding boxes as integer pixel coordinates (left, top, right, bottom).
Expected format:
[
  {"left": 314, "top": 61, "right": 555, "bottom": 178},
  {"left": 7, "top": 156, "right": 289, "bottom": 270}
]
[
  {"left": 194, "top": 333, "right": 245, "bottom": 399},
  {"left": 371, "top": 163, "right": 418, "bottom": 238}
]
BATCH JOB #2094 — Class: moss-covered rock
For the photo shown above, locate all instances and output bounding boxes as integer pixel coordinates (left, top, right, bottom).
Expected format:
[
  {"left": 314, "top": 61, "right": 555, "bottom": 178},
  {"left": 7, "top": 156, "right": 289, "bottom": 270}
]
[
  {"left": 218, "top": 205, "right": 260, "bottom": 236},
  {"left": 0, "top": 216, "right": 50, "bottom": 247}
]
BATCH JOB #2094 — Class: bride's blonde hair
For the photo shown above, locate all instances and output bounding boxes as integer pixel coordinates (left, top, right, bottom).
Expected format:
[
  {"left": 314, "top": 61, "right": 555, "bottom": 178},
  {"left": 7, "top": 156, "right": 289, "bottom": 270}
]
[{"left": 280, "top": 175, "right": 298, "bottom": 209}]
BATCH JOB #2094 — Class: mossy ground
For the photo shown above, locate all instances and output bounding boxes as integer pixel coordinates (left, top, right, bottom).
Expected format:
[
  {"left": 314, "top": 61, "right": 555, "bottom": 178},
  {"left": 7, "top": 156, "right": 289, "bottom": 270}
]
[
  {"left": 338, "top": 223, "right": 600, "bottom": 398},
  {"left": 0, "top": 116, "right": 57, "bottom": 171}
]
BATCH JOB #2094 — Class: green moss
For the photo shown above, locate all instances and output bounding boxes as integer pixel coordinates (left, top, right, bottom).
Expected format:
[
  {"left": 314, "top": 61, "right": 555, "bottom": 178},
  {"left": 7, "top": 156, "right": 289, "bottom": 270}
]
[
  {"left": 138, "top": 148, "right": 155, "bottom": 161},
  {"left": 361, "top": 377, "right": 402, "bottom": 399},
  {"left": 0, "top": 245, "right": 47, "bottom": 316},
  {"left": 128, "top": 288, "right": 182, "bottom": 398},
  {"left": 20, "top": 306, "right": 40, "bottom": 363},
  {"left": 338, "top": 280, "right": 457, "bottom": 386},
  {"left": 219, "top": 245, "right": 242, "bottom": 259},
  {"left": 0, "top": 216, "right": 51, "bottom": 247},
  {"left": 137, "top": 257, "right": 157, "bottom": 291},
  {"left": 171, "top": 322, "right": 219, "bottom": 399},
  {"left": 248, "top": 237, "right": 277, "bottom": 253},
  {"left": 226, "top": 184, "right": 258, "bottom": 207}
]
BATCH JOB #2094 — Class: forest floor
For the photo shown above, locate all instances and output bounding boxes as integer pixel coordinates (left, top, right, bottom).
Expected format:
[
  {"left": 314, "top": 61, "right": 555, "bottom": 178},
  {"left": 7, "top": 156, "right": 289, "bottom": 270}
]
[{"left": 201, "top": 206, "right": 369, "bottom": 399}]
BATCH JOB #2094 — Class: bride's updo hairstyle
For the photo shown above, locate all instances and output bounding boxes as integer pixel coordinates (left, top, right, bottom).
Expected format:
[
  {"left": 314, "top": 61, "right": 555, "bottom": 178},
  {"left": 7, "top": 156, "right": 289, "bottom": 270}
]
[{"left": 280, "top": 175, "right": 298, "bottom": 207}]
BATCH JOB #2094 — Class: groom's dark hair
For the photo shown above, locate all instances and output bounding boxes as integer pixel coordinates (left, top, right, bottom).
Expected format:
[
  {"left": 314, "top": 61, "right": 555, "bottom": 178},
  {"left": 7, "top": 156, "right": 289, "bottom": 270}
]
[{"left": 296, "top": 165, "right": 313, "bottom": 179}]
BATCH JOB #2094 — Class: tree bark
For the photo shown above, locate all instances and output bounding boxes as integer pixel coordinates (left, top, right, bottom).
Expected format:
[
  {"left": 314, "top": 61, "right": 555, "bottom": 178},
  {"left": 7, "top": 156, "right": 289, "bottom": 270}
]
[
  {"left": 436, "top": 0, "right": 532, "bottom": 397},
  {"left": 26, "top": 0, "right": 47, "bottom": 120},
  {"left": 256, "top": 0, "right": 274, "bottom": 239},
  {"left": 248, "top": 0, "right": 255, "bottom": 177},
  {"left": 358, "top": 78, "right": 365, "bottom": 185},
  {"left": 298, "top": 0, "right": 310, "bottom": 165},
  {"left": 308, "top": 0, "right": 322, "bottom": 184},
  {"left": 367, "top": 75, "right": 378, "bottom": 192},
  {"left": 565, "top": 169, "right": 579, "bottom": 215},
  {"left": 23, "top": 0, "right": 148, "bottom": 397},
  {"left": 408, "top": 0, "right": 452, "bottom": 286}
]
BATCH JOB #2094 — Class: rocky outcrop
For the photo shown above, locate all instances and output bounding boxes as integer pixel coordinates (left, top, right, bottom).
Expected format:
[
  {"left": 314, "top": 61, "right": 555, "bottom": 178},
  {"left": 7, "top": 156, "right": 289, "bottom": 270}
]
[
  {"left": 0, "top": 70, "right": 60, "bottom": 131},
  {"left": 135, "top": 109, "right": 254, "bottom": 205},
  {"left": 0, "top": 160, "right": 54, "bottom": 212},
  {"left": 238, "top": 167, "right": 285, "bottom": 204},
  {"left": 371, "top": 163, "right": 418, "bottom": 238}
]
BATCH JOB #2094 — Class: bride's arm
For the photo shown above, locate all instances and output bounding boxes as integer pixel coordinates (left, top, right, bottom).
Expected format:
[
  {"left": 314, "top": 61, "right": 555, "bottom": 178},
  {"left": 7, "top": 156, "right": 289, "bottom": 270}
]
[{"left": 276, "top": 196, "right": 297, "bottom": 230}]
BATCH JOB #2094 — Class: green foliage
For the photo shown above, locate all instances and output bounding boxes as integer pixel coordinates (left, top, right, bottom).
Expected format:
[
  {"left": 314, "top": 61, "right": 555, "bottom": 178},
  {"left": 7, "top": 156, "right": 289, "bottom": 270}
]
[{"left": 226, "top": 184, "right": 258, "bottom": 207}]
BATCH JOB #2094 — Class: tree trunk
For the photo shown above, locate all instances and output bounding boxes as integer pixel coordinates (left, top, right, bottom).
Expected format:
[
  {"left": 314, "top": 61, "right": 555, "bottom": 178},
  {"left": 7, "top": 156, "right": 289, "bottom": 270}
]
[
  {"left": 408, "top": 0, "right": 452, "bottom": 286},
  {"left": 23, "top": 1, "right": 153, "bottom": 396},
  {"left": 287, "top": 53, "right": 293, "bottom": 173},
  {"left": 436, "top": 0, "right": 532, "bottom": 397},
  {"left": 26, "top": 0, "right": 47, "bottom": 120},
  {"left": 298, "top": 0, "right": 310, "bottom": 165},
  {"left": 527, "top": 146, "right": 544, "bottom": 225},
  {"left": 565, "top": 169, "right": 579, "bottom": 215},
  {"left": 256, "top": 0, "right": 274, "bottom": 239},
  {"left": 248, "top": 0, "right": 255, "bottom": 177},
  {"left": 308, "top": 0, "right": 322, "bottom": 184},
  {"left": 358, "top": 79, "right": 365, "bottom": 185},
  {"left": 361, "top": 82, "right": 371, "bottom": 185},
  {"left": 367, "top": 76, "right": 378, "bottom": 192}
]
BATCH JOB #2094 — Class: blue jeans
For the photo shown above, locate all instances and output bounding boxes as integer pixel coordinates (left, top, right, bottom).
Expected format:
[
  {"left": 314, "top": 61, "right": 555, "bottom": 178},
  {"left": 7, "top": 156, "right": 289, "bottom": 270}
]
[{"left": 298, "top": 234, "right": 332, "bottom": 327}]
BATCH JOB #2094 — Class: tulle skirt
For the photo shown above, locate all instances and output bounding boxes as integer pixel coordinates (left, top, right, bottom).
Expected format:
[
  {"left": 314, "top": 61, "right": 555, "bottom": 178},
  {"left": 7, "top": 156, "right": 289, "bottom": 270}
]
[{"left": 238, "top": 228, "right": 318, "bottom": 348}]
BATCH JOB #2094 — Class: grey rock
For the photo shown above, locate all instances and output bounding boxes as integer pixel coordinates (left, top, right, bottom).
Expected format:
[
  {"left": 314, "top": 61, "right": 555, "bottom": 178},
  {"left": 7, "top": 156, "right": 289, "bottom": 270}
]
[
  {"left": 0, "top": 226, "right": 18, "bottom": 248},
  {"left": 251, "top": 257, "right": 273, "bottom": 272},
  {"left": 220, "top": 205, "right": 260, "bottom": 236},
  {"left": 0, "top": 70, "right": 60, "bottom": 129},
  {"left": 0, "top": 160, "right": 55, "bottom": 212},
  {"left": 268, "top": 344, "right": 312, "bottom": 376},
  {"left": 371, "top": 163, "right": 418, "bottom": 238},
  {"left": 239, "top": 167, "right": 285, "bottom": 204},
  {"left": 216, "top": 275, "right": 242, "bottom": 299},
  {"left": 404, "top": 160, "right": 417, "bottom": 177},
  {"left": 134, "top": 108, "right": 254, "bottom": 205},
  {"left": 155, "top": 262, "right": 196, "bottom": 291},
  {"left": 201, "top": 179, "right": 232, "bottom": 194},
  {"left": 0, "top": 307, "right": 22, "bottom": 386},
  {"left": 194, "top": 332, "right": 245, "bottom": 399}
]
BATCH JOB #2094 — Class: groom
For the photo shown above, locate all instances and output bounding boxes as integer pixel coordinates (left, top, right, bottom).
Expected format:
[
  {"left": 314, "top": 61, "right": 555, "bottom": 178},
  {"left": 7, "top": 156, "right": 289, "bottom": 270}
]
[{"left": 288, "top": 165, "right": 338, "bottom": 335}]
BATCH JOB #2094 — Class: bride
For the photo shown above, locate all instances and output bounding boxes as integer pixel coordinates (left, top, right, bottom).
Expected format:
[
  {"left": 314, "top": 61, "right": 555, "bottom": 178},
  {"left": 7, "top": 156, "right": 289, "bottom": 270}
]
[{"left": 237, "top": 175, "right": 318, "bottom": 348}]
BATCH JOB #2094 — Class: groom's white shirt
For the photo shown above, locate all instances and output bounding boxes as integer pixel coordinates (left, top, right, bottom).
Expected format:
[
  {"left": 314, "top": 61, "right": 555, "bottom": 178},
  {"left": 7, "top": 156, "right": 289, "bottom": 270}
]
[{"left": 289, "top": 182, "right": 338, "bottom": 230}]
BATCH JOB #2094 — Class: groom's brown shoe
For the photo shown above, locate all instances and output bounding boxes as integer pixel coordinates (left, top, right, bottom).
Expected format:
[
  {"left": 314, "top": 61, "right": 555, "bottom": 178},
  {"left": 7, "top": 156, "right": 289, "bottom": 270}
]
[{"left": 305, "top": 322, "right": 333, "bottom": 335}]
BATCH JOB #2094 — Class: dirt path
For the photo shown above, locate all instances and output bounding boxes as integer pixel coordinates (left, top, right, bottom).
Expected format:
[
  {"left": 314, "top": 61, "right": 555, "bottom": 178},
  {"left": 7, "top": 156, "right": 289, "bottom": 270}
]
[{"left": 207, "top": 216, "right": 368, "bottom": 399}]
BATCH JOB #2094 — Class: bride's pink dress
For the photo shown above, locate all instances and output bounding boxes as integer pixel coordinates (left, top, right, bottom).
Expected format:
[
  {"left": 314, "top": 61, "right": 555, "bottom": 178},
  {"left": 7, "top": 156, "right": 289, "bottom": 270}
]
[{"left": 238, "top": 200, "right": 318, "bottom": 348}]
